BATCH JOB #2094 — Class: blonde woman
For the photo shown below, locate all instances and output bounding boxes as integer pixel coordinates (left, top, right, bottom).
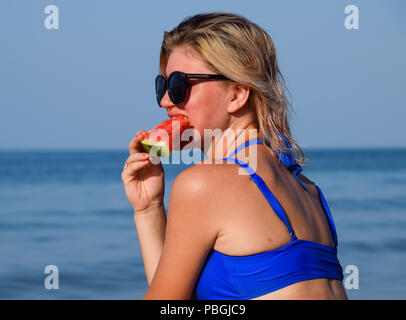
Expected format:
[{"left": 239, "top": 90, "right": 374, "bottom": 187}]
[{"left": 121, "top": 13, "right": 348, "bottom": 300}]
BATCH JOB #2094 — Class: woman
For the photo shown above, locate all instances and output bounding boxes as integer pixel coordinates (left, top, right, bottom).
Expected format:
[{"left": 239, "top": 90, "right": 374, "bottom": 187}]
[{"left": 121, "top": 12, "right": 348, "bottom": 300}]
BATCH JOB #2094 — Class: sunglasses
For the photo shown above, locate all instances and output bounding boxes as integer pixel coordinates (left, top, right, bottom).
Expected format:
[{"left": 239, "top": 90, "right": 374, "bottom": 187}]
[{"left": 155, "top": 71, "right": 229, "bottom": 107}]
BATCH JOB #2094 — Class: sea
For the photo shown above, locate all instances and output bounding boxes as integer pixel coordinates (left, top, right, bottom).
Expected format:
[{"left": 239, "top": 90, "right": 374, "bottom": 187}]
[{"left": 1, "top": 148, "right": 406, "bottom": 300}]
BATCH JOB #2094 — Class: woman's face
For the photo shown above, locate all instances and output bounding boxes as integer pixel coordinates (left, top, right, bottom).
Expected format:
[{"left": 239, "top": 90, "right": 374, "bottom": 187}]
[{"left": 160, "top": 46, "right": 232, "bottom": 140}]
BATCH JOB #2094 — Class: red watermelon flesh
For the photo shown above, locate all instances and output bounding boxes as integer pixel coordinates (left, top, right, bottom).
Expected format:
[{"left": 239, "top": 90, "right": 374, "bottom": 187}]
[{"left": 141, "top": 115, "right": 191, "bottom": 157}]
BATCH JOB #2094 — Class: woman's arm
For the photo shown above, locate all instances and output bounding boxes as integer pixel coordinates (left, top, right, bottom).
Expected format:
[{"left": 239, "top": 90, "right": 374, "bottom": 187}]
[
  {"left": 121, "top": 131, "right": 166, "bottom": 286},
  {"left": 133, "top": 203, "right": 166, "bottom": 286},
  {"left": 142, "top": 164, "right": 221, "bottom": 300}
]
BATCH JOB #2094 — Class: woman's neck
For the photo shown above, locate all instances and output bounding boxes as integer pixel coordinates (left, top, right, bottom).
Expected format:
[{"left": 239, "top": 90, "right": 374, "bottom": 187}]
[{"left": 202, "top": 121, "right": 260, "bottom": 163}]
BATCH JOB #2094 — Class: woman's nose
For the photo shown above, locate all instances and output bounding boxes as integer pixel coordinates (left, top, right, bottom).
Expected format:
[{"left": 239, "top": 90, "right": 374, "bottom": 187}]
[{"left": 159, "top": 90, "right": 175, "bottom": 109}]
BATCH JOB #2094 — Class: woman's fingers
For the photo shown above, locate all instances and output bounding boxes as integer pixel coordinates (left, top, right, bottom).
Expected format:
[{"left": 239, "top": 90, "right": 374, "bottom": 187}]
[
  {"left": 125, "top": 152, "right": 150, "bottom": 165},
  {"left": 129, "top": 130, "right": 149, "bottom": 155},
  {"left": 122, "top": 144, "right": 153, "bottom": 182},
  {"left": 121, "top": 159, "right": 150, "bottom": 179}
]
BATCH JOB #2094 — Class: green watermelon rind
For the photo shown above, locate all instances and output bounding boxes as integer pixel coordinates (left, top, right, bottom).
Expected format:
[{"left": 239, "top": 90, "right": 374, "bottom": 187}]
[{"left": 141, "top": 139, "right": 170, "bottom": 158}]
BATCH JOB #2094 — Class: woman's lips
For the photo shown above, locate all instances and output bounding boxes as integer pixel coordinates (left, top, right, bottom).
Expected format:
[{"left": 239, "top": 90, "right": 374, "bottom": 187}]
[{"left": 168, "top": 113, "right": 189, "bottom": 120}]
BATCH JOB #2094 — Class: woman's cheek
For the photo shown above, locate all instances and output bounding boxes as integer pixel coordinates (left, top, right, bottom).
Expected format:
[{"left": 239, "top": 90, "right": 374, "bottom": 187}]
[{"left": 183, "top": 113, "right": 201, "bottom": 144}]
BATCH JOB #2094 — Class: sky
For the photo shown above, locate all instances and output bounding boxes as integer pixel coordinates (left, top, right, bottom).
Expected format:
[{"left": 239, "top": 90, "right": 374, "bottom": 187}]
[{"left": 0, "top": 0, "right": 405, "bottom": 150}]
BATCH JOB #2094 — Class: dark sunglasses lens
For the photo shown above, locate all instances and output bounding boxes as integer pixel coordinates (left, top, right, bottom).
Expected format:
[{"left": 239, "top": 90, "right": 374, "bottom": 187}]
[
  {"left": 168, "top": 72, "right": 186, "bottom": 104},
  {"left": 155, "top": 76, "right": 166, "bottom": 107}
]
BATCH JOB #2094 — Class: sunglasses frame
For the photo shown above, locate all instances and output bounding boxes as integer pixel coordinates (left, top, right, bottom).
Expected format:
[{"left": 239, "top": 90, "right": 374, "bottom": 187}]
[{"left": 155, "top": 71, "right": 229, "bottom": 107}]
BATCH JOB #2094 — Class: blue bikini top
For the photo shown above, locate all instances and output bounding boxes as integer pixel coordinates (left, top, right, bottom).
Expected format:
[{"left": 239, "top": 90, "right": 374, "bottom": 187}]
[{"left": 193, "top": 134, "right": 343, "bottom": 300}]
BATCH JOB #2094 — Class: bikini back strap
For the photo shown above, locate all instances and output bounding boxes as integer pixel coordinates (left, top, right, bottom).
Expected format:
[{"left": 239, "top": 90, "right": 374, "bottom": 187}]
[
  {"left": 227, "top": 139, "right": 263, "bottom": 158},
  {"left": 274, "top": 134, "right": 309, "bottom": 191},
  {"left": 222, "top": 157, "right": 296, "bottom": 239},
  {"left": 227, "top": 136, "right": 304, "bottom": 193}
]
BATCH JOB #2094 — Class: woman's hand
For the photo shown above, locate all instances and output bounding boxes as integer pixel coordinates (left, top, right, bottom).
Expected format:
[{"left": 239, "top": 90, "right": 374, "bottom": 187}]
[{"left": 121, "top": 130, "right": 165, "bottom": 213}]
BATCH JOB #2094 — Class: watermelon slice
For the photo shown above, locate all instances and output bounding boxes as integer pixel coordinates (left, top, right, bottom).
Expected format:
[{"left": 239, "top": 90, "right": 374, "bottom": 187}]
[{"left": 141, "top": 115, "right": 191, "bottom": 157}]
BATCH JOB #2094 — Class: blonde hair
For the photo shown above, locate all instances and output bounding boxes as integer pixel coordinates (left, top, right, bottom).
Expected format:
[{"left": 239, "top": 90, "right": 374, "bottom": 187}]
[{"left": 159, "top": 12, "right": 307, "bottom": 165}]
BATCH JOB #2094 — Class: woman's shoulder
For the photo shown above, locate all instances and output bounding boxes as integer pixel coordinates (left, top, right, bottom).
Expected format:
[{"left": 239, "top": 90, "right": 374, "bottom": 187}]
[
  {"left": 177, "top": 159, "right": 250, "bottom": 186},
  {"left": 171, "top": 160, "right": 250, "bottom": 205},
  {"left": 168, "top": 161, "right": 241, "bottom": 232},
  {"left": 178, "top": 155, "right": 284, "bottom": 187}
]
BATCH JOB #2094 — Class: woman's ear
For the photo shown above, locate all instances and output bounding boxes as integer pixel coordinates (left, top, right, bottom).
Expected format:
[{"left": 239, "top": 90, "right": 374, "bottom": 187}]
[{"left": 226, "top": 84, "right": 251, "bottom": 113}]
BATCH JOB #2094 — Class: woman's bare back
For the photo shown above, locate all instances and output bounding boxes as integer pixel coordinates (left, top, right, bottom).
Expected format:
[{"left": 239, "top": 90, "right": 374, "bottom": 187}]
[{"left": 206, "top": 145, "right": 347, "bottom": 299}]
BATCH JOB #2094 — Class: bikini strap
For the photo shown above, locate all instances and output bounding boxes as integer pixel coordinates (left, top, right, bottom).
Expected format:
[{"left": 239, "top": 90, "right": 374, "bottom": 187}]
[
  {"left": 224, "top": 135, "right": 338, "bottom": 246},
  {"left": 276, "top": 134, "right": 338, "bottom": 246},
  {"left": 227, "top": 134, "right": 309, "bottom": 191},
  {"left": 226, "top": 139, "right": 263, "bottom": 158},
  {"left": 221, "top": 157, "right": 296, "bottom": 239},
  {"left": 223, "top": 138, "right": 296, "bottom": 239},
  {"left": 274, "top": 134, "right": 309, "bottom": 191}
]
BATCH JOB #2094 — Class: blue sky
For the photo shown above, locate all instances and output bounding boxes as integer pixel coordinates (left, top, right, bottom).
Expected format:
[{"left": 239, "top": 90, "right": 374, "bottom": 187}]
[{"left": 0, "top": 0, "right": 405, "bottom": 150}]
